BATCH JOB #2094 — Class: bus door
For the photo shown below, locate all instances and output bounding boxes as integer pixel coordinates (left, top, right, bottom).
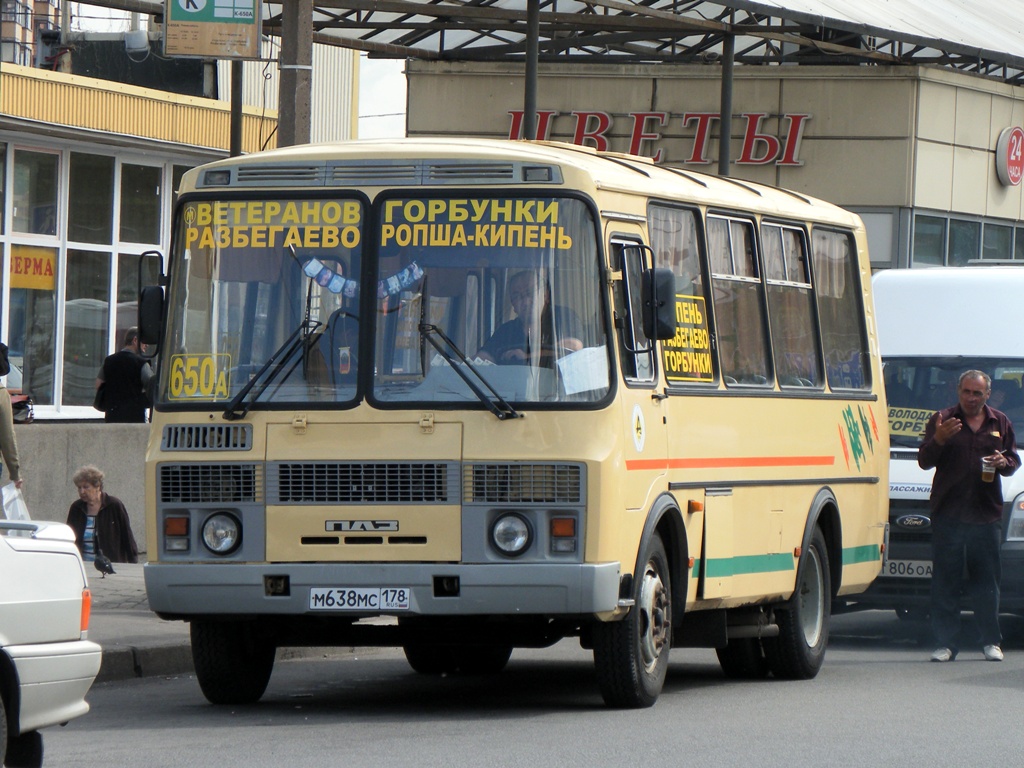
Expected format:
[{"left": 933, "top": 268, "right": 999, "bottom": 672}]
[{"left": 612, "top": 235, "right": 668, "bottom": 512}]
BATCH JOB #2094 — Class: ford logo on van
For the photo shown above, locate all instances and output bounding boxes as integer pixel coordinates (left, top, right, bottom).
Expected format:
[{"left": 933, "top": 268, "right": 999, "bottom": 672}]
[{"left": 896, "top": 514, "right": 931, "bottom": 530}]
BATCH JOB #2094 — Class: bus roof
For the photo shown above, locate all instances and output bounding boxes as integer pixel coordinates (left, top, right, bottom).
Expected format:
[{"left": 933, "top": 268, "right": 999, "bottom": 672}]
[
  {"left": 182, "top": 138, "right": 862, "bottom": 229},
  {"left": 872, "top": 264, "right": 1024, "bottom": 358}
]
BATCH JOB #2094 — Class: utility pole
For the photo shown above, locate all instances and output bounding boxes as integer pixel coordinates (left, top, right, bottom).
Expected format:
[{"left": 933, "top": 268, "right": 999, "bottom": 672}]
[{"left": 278, "top": 0, "right": 313, "bottom": 147}]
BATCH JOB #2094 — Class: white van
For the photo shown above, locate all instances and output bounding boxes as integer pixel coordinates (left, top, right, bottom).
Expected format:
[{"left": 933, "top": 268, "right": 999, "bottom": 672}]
[{"left": 842, "top": 264, "right": 1024, "bottom": 617}]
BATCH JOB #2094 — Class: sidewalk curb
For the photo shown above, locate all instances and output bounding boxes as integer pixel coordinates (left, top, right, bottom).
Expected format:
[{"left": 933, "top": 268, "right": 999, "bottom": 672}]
[
  {"left": 97, "top": 644, "right": 195, "bottom": 683},
  {"left": 95, "top": 643, "right": 361, "bottom": 684}
]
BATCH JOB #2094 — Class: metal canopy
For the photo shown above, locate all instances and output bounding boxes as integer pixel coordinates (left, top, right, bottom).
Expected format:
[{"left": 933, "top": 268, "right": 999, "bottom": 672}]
[
  {"left": 75, "top": 1, "right": 1024, "bottom": 83},
  {"left": 253, "top": 0, "right": 1024, "bottom": 84}
]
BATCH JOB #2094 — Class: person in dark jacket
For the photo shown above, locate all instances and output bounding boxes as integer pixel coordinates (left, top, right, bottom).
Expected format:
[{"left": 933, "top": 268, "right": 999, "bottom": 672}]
[
  {"left": 65, "top": 465, "right": 139, "bottom": 564},
  {"left": 96, "top": 326, "right": 152, "bottom": 423},
  {"left": 918, "top": 370, "right": 1020, "bottom": 663}
]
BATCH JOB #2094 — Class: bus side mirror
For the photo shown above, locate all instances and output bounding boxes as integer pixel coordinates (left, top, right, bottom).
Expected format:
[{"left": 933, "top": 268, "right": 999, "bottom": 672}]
[
  {"left": 139, "top": 285, "right": 164, "bottom": 347},
  {"left": 642, "top": 267, "right": 677, "bottom": 341}
]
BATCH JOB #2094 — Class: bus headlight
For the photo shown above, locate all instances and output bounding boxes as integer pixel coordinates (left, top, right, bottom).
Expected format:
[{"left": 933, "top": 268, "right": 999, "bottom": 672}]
[
  {"left": 491, "top": 513, "right": 531, "bottom": 557},
  {"left": 1008, "top": 499, "right": 1024, "bottom": 541},
  {"left": 202, "top": 512, "right": 242, "bottom": 555}
]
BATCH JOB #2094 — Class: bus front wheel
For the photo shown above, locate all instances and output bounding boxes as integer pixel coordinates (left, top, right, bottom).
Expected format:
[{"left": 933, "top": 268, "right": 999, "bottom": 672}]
[
  {"left": 191, "top": 620, "right": 276, "bottom": 704},
  {"left": 764, "top": 526, "right": 831, "bottom": 679},
  {"left": 592, "top": 533, "right": 672, "bottom": 708}
]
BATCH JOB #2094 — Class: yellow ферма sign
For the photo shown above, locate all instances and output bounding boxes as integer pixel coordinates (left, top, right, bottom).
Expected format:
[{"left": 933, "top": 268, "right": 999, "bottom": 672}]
[{"left": 10, "top": 245, "right": 56, "bottom": 291}]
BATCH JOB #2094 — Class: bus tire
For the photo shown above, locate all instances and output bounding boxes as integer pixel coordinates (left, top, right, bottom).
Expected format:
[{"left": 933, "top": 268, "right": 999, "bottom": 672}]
[
  {"left": 592, "top": 533, "right": 672, "bottom": 708},
  {"left": 403, "top": 644, "right": 513, "bottom": 675},
  {"left": 716, "top": 638, "right": 769, "bottom": 679},
  {"left": 764, "top": 526, "right": 831, "bottom": 679},
  {"left": 191, "top": 620, "right": 276, "bottom": 704}
]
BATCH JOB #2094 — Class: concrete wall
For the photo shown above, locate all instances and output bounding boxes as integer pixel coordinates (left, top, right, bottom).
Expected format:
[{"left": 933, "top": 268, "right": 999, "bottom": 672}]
[{"left": 3, "top": 422, "right": 150, "bottom": 556}]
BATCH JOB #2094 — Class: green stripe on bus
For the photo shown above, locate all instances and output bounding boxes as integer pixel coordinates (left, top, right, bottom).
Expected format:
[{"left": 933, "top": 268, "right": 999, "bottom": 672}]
[
  {"left": 842, "top": 544, "right": 881, "bottom": 565},
  {"left": 690, "top": 545, "right": 879, "bottom": 579},
  {"left": 703, "top": 553, "right": 795, "bottom": 578}
]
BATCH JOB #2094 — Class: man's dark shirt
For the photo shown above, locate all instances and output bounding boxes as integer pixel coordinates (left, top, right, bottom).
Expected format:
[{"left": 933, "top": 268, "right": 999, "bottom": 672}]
[
  {"left": 918, "top": 403, "right": 1020, "bottom": 524},
  {"left": 480, "top": 306, "right": 583, "bottom": 364},
  {"left": 100, "top": 349, "right": 149, "bottom": 423}
]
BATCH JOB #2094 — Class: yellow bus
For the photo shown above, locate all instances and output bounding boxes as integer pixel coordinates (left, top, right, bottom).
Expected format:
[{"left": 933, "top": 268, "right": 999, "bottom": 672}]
[{"left": 140, "top": 138, "right": 888, "bottom": 708}]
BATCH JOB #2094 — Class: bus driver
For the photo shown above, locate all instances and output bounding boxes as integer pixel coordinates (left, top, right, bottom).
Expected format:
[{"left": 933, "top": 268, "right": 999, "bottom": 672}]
[{"left": 478, "top": 270, "right": 583, "bottom": 365}]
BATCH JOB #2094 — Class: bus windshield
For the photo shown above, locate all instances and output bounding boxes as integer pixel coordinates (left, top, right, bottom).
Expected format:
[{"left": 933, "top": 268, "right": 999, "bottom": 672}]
[
  {"left": 884, "top": 356, "right": 1024, "bottom": 447},
  {"left": 370, "top": 195, "right": 609, "bottom": 407},
  {"left": 159, "top": 193, "right": 610, "bottom": 409},
  {"left": 160, "top": 195, "right": 364, "bottom": 408}
]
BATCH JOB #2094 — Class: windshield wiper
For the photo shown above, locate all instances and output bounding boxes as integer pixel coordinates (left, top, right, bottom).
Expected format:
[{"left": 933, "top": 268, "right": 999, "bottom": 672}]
[
  {"left": 419, "top": 323, "right": 521, "bottom": 420},
  {"left": 223, "top": 264, "right": 321, "bottom": 421},
  {"left": 222, "top": 318, "right": 321, "bottom": 421}
]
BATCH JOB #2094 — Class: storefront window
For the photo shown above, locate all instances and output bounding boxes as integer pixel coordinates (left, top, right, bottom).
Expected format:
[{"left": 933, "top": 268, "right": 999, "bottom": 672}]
[
  {"left": 948, "top": 219, "right": 981, "bottom": 266},
  {"left": 1016, "top": 228, "right": 1024, "bottom": 260},
  {"left": 912, "top": 215, "right": 945, "bottom": 266},
  {"left": 12, "top": 150, "right": 58, "bottom": 235},
  {"left": 983, "top": 223, "right": 1012, "bottom": 260},
  {"left": 68, "top": 153, "right": 114, "bottom": 244},
  {"left": 63, "top": 249, "right": 111, "bottom": 406},
  {"left": 117, "top": 252, "right": 162, "bottom": 353},
  {"left": 9, "top": 245, "right": 58, "bottom": 404},
  {"left": 120, "top": 163, "right": 161, "bottom": 244},
  {"left": 172, "top": 165, "right": 190, "bottom": 204}
]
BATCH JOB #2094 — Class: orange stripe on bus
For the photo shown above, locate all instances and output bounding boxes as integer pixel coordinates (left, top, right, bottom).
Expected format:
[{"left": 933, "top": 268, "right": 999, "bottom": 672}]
[{"left": 625, "top": 455, "right": 836, "bottom": 471}]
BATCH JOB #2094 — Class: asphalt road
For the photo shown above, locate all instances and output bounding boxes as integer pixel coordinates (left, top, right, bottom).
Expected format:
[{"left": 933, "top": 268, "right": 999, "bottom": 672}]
[{"left": 43, "top": 611, "right": 1024, "bottom": 768}]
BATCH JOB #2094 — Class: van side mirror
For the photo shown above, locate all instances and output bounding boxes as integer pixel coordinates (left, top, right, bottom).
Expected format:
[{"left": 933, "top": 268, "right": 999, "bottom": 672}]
[
  {"left": 138, "top": 285, "right": 164, "bottom": 347},
  {"left": 642, "top": 267, "right": 677, "bottom": 341}
]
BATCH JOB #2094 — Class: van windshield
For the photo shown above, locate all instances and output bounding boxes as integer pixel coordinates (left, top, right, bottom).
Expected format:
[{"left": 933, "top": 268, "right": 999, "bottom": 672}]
[{"left": 883, "top": 357, "right": 1024, "bottom": 448}]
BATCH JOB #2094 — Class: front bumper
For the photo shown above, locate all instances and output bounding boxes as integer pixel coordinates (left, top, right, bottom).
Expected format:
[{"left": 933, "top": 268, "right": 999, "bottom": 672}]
[{"left": 145, "top": 561, "right": 622, "bottom": 618}]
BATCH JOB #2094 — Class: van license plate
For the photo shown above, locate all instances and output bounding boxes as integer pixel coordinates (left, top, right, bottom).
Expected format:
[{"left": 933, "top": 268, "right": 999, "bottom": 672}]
[
  {"left": 881, "top": 560, "right": 932, "bottom": 578},
  {"left": 309, "top": 587, "right": 410, "bottom": 611}
]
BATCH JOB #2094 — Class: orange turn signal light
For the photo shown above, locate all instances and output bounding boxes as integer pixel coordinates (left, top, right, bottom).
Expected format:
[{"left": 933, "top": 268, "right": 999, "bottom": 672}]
[
  {"left": 165, "top": 517, "right": 190, "bottom": 536},
  {"left": 550, "top": 517, "right": 576, "bottom": 537}
]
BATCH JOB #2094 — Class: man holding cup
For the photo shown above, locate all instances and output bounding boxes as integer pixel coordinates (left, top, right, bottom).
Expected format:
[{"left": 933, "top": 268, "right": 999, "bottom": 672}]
[{"left": 919, "top": 370, "right": 1020, "bottom": 663}]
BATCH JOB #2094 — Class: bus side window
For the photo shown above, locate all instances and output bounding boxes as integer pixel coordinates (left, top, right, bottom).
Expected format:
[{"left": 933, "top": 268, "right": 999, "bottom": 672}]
[
  {"left": 763, "top": 223, "right": 823, "bottom": 388},
  {"left": 812, "top": 228, "right": 871, "bottom": 391},
  {"left": 708, "top": 215, "right": 771, "bottom": 386}
]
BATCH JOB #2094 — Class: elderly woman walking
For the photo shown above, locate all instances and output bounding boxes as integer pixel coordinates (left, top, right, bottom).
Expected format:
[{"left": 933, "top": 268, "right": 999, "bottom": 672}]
[{"left": 65, "top": 465, "right": 139, "bottom": 564}]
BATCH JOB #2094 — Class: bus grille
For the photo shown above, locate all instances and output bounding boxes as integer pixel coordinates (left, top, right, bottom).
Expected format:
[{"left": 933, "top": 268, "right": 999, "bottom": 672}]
[
  {"left": 268, "top": 462, "right": 454, "bottom": 504},
  {"left": 161, "top": 424, "right": 252, "bottom": 451},
  {"left": 159, "top": 463, "right": 262, "bottom": 503},
  {"left": 464, "top": 463, "right": 584, "bottom": 504}
]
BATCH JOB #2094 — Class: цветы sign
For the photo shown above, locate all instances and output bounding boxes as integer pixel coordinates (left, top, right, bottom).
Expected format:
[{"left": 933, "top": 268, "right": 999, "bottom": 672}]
[{"left": 509, "top": 110, "right": 810, "bottom": 166}]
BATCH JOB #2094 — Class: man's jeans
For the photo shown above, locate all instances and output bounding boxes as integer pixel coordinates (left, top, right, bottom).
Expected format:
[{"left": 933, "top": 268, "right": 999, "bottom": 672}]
[{"left": 930, "top": 518, "right": 1002, "bottom": 651}]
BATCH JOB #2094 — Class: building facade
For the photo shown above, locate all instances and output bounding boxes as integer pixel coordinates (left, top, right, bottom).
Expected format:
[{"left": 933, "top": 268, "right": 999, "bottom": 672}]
[{"left": 406, "top": 60, "right": 1024, "bottom": 271}]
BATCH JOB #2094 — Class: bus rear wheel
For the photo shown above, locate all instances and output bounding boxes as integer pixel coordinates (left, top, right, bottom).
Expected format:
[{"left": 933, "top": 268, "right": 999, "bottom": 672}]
[
  {"left": 764, "top": 526, "right": 831, "bottom": 679},
  {"left": 191, "top": 620, "right": 276, "bottom": 704},
  {"left": 592, "top": 533, "right": 672, "bottom": 708}
]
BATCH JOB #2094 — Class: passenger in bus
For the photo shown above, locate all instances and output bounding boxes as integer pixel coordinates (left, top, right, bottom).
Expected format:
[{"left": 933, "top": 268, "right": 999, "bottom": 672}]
[{"left": 477, "top": 270, "right": 583, "bottom": 365}]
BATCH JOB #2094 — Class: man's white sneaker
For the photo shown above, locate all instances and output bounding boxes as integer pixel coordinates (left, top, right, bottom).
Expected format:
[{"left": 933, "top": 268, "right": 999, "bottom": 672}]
[
  {"left": 983, "top": 645, "right": 1004, "bottom": 661},
  {"left": 930, "top": 647, "right": 953, "bottom": 662}
]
